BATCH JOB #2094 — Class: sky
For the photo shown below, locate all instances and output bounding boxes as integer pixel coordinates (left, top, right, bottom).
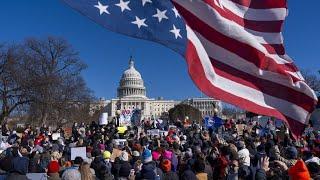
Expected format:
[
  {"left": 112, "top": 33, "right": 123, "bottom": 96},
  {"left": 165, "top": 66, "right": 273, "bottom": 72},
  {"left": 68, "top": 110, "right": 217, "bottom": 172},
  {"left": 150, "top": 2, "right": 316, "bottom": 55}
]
[{"left": 0, "top": 0, "right": 319, "bottom": 100}]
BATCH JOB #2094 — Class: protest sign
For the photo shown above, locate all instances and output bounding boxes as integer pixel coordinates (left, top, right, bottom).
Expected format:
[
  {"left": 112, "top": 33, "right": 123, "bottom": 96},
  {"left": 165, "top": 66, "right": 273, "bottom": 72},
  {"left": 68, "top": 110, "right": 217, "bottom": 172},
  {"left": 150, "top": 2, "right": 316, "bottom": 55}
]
[
  {"left": 204, "top": 116, "right": 214, "bottom": 129},
  {"left": 51, "top": 133, "right": 60, "bottom": 140},
  {"left": 0, "top": 173, "right": 47, "bottom": 180},
  {"left": 117, "top": 126, "right": 127, "bottom": 134},
  {"left": 27, "top": 173, "right": 47, "bottom": 180},
  {"left": 119, "top": 110, "right": 132, "bottom": 126},
  {"left": 99, "top": 112, "right": 109, "bottom": 125},
  {"left": 147, "top": 129, "right": 160, "bottom": 136},
  {"left": 71, "top": 147, "right": 87, "bottom": 160},
  {"left": 114, "top": 139, "right": 127, "bottom": 146},
  {"left": 236, "top": 124, "right": 245, "bottom": 136}
]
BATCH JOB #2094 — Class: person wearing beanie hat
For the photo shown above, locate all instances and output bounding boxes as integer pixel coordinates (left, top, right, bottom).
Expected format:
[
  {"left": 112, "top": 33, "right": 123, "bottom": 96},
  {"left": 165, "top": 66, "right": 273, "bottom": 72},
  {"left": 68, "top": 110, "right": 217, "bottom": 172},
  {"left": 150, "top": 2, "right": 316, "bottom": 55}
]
[
  {"left": 135, "top": 149, "right": 164, "bottom": 180},
  {"left": 142, "top": 149, "right": 153, "bottom": 163},
  {"left": 152, "top": 151, "right": 161, "bottom": 161},
  {"left": 275, "top": 146, "right": 298, "bottom": 167},
  {"left": 288, "top": 159, "right": 311, "bottom": 180},
  {"left": 161, "top": 159, "right": 179, "bottom": 180},
  {"left": 131, "top": 151, "right": 141, "bottom": 167},
  {"left": 103, "top": 150, "right": 111, "bottom": 160},
  {"left": 47, "top": 160, "right": 61, "bottom": 180},
  {"left": 160, "top": 159, "right": 172, "bottom": 173},
  {"left": 163, "top": 150, "right": 173, "bottom": 160},
  {"left": 118, "top": 151, "right": 132, "bottom": 178}
]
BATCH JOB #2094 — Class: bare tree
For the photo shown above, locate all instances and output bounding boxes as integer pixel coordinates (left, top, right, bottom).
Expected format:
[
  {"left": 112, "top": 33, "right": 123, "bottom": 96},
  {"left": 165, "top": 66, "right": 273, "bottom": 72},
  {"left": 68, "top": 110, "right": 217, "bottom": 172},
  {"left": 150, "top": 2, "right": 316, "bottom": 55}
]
[
  {"left": 0, "top": 37, "right": 96, "bottom": 126},
  {"left": 0, "top": 45, "right": 31, "bottom": 123},
  {"left": 23, "top": 37, "right": 93, "bottom": 126}
]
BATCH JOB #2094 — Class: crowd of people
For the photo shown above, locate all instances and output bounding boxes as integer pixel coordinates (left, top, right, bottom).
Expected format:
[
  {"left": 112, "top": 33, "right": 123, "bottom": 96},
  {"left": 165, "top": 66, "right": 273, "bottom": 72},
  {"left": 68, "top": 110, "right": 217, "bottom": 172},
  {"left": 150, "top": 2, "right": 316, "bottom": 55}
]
[{"left": 0, "top": 117, "right": 319, "bottom": 180}]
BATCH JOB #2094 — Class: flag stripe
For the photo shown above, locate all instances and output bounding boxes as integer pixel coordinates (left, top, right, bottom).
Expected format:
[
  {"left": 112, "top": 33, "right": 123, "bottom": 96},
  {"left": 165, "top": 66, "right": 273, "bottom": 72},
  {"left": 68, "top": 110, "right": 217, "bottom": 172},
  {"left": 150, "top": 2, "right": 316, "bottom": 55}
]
[
  {"left": 194, "top": 33, "right": 317, "bottom": 100},
  {"left": 219, "top": 0, "right": 287, "bottom": 21},
  {"left": 210, "top": 58, "right": 314, "bottom": 112},
  {"left": 172, "top": 0, "right": 296, "bottom": 73},
  {"left": 206, "top": 0, "right": 285, "bottom": 32},
  {"left": 173, "top": 2, "right": 298, "bottom": 77},
  {"left": 184, "top": 34, "right": 306, "bottom": 138},
  {"left": 263, "top": 43, "right": 285, "bottom": 55},
  {"left": 205, "top": 1, "right": 284, "bottom": 44},
  {"left": 185, "top": 25, "right": 310, "bottom": 123},
  {"left": 230, "top": 0, "right": 287, "bottom": 9}
]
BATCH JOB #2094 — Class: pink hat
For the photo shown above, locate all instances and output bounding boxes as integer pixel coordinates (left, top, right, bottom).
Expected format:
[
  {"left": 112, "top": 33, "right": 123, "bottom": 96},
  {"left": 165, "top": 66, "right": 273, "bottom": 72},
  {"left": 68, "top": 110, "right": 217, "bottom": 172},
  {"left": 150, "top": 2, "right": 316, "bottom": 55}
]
[
  {"left": 152, "top": 151, "right": 161, "bottom": 161},
  {"left": 163, "top": 150, "right": 172, "bottom": 160},
  {"left": 99, "top": 144, "right": 105, "bottom": 151}
]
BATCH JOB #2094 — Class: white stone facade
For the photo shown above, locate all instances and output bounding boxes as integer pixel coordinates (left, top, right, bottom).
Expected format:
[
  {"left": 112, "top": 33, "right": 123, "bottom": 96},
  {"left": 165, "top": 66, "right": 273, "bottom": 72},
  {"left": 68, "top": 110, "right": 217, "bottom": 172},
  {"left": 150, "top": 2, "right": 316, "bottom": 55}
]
[
  {"left": 105, "top": 57, "right": 176, "bottom": 119},
  {"left": 182, "top": 97, "right": 222, "bottom": 117}
]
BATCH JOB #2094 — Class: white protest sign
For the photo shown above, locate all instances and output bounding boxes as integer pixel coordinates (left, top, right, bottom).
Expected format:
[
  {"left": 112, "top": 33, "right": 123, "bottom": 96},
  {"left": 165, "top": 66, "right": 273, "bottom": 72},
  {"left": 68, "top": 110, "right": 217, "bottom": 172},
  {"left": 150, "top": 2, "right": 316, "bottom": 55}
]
[
  {"left": 99, "top": 113, "right": 109, "bottom": 125},
  {"left": 159, "top": 130, "right": 168, "bottom": 136},
  {"left": 114, "top": 139, "right": 127, "bottom": 146},
  {"left": 52, "top": 133, "right": 60, "bottom": 141},
  {"left": 71, "top": 147, "right": 87, "bottom": 160},
  {"left": 26, "top": 173, "right": 47, "bottom": 180},
  {"left": 147, "top": 129, "right": 160, "bottom": 136}
]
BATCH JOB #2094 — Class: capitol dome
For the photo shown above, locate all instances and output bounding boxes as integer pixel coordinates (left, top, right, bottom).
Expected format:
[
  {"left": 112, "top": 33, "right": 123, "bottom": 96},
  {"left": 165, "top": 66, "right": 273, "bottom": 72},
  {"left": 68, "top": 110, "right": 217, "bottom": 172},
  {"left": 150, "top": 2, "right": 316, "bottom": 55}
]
[{"left": 117, "top": 57, "right": 146, "bottom": 98}]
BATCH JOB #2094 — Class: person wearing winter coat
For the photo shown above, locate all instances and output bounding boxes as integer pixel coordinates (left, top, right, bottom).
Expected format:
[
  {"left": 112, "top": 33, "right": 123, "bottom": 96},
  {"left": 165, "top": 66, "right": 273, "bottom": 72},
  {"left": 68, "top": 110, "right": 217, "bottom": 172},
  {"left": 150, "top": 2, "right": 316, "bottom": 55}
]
[
  {"left": 135, "top": 149, "right": 163, "bottom": 180},
  {"left": 7, "top": 147, "right": 29, "bottom": 180},
  {"left": 160, "top": 159, "right": 179, "bottom": 180},
  {"left": 118, "top": 151, "right": 132, "bottom": 179}
]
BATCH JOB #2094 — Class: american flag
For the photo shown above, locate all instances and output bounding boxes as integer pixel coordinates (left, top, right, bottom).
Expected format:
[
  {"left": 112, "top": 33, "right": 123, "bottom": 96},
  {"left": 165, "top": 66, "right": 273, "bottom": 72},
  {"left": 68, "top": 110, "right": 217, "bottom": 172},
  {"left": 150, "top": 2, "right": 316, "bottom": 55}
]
[{"left": 62, "top": 0, "right": 318, "bottom": 138}]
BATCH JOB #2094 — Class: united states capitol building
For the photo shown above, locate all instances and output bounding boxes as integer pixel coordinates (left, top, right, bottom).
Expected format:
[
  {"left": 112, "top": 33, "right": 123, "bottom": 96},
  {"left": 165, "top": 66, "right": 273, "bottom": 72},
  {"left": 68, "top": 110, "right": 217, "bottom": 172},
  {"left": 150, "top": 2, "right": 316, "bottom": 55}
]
[{"left": 94, "top": 57, "right": 221, "bottom": 119}]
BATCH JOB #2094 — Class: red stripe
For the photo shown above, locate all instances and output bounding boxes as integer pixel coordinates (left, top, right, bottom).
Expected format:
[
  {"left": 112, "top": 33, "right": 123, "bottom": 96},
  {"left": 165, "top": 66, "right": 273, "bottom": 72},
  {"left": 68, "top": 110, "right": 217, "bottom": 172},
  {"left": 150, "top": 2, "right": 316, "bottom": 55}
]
[
  {"left": 263, "top": 44, "right": 285, "bottom": 55},
  {"left": 173, "top": 2, "right": 299, "bottom": 77},
  {"left": 210, "top": 58, "right": 315, "bottom": 112},
  {"left": 205, "top": 0, "right": 284, "bottom": 33},
  {"left": 231, "top": 0, "right": 287, "bottom": 9},
  {"left": 185, "top": 39, "right": 304, "bottom": 138}
]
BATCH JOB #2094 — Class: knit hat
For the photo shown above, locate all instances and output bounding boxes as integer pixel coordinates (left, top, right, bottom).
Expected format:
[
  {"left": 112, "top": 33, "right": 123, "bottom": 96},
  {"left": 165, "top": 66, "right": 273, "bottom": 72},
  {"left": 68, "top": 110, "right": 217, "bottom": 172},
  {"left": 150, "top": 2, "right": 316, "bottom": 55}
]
[
  {"left": 152, "top": 151, "right": 161, "bottom": 161},
  {"left": 142, "top": 149, "right": 152, "bottom": 163},
  {"left": 160, "top": 159, "right": 172, "bottom": 172},
  {"left": 163, "top": 150, "right": 172, "bottom": 160},
  {"left": 130, "top": 151, "right": 138, "bottom": 158},
  {"left": 120, "top": 151, "right": 129, "bottom": 161},
  {"left": 237, "top": 141, "right": 245, "bottom": 149},
  {"left": 286, "top": 146, "right": 298, "bottom": 159},
  {"left": 47, "top": 161, "right": 60, "bottom": 174},
  {"left": 103, "top": 151, "right": 111, "bottom": 159},
  {"left": 288, "top": 160, "right": 311, "bottom": 180},
  {"left": 99, "top": 144, "right": 105, "bottom": 151}
]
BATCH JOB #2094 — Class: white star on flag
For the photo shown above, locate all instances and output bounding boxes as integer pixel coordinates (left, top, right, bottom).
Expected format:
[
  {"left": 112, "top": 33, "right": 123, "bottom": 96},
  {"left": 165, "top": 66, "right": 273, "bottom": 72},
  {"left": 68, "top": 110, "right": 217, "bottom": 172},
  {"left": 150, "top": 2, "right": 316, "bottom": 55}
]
[
  {"left": 115, "top": 0, "right": 131, "bottom": 12},
  {"left": 141, "top": 0, "right": 152, "bottom": 6},
  {"left": 170, "top": 25, "right": 181, "bottom": 39},
  {"left": 152, "top": 9, "right": 168, "bottom": 22},
  {"left": 131, "top": 16, "right": 148, "bottom": 29},
  {"left": 94, "top": 1, "right": 110, "bottom": 15},
  {"left": 172, "top": 7, "right": 180, "bottom": 18}
]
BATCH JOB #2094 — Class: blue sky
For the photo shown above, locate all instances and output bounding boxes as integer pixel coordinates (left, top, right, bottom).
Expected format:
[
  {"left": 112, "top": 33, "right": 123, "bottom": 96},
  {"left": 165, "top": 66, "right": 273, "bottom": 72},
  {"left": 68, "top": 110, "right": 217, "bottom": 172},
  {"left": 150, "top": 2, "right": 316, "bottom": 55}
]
[{"left": 0, "top": 1, "right": 319, "bottom": 100}]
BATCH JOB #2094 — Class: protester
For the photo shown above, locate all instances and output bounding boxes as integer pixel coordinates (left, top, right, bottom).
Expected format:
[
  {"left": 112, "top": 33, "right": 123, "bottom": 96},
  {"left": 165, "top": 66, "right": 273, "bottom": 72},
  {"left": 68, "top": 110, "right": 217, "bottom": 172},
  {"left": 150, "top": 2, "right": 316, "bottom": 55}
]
[{"left": 0, "top": 115, "right": 318, "bottom": 180}]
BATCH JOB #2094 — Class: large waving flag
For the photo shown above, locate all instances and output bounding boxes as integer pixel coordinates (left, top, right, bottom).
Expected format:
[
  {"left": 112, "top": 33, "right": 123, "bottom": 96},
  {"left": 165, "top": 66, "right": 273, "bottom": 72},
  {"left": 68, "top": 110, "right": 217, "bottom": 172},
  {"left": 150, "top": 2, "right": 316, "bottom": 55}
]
[{"left": 62, "top": 0, "right": 318, "bottom": 138}]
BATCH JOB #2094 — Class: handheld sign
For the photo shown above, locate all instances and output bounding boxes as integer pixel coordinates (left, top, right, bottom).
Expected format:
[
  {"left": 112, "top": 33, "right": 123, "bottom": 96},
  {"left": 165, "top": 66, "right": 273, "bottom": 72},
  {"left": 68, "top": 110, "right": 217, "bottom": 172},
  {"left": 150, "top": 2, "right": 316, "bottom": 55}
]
[
  {"left": 99, "top": 113, "right": 109, "bottom": 125},
  {"left": 71, "top": 147, "right": 87, "bottom": 160}
]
